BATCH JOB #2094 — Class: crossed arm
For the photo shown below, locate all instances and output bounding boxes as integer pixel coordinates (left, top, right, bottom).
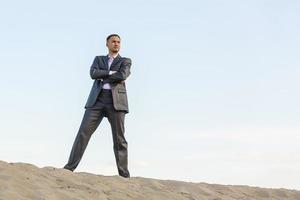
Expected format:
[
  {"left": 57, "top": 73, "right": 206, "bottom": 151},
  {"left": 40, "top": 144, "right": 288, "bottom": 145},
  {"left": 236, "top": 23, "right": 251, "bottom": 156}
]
[{"left": 89, "top": 56, "right": 131, "bottom": 83}]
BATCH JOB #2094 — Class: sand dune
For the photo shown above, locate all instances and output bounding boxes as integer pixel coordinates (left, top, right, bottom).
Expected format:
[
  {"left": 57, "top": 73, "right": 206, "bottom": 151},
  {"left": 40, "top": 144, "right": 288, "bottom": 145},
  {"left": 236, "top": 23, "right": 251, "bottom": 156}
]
[{"left": 0, "top": 160, "right": 299, "bottom": 200}]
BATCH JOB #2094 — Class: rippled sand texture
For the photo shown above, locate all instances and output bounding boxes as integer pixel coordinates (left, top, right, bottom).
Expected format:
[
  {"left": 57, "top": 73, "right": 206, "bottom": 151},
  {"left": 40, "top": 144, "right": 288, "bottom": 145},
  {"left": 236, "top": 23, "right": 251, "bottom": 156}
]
[{"left": 0, "top": 160, "right": 299, "bottom": 200}]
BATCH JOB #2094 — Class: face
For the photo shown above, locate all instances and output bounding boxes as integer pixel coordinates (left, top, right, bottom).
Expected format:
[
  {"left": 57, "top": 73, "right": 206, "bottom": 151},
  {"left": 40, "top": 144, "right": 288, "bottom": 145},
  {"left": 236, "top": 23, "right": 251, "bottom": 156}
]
[{"left": 106, "top": 36, "right": 121, "bottom": 53}]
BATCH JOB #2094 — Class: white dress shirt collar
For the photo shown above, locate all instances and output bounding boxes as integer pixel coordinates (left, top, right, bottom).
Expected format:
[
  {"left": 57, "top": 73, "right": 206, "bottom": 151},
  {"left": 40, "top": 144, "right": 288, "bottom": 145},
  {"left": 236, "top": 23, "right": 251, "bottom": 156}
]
[{"left": 107, "top": 53, "right": 119, "bottom": 59}]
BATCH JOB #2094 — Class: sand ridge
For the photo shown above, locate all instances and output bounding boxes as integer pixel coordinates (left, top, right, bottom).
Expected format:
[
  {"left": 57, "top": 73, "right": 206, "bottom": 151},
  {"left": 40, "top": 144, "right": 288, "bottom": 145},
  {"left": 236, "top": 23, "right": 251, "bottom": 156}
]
[{"left": 0, "top": 160, "right": 299, "bottom": 200}]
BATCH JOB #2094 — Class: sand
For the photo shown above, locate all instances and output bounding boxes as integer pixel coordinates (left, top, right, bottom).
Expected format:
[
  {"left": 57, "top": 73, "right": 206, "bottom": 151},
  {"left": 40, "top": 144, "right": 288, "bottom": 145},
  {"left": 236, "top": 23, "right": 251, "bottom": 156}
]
[{"left": 0, "top": 160, "right": 299, "bottom": 200}]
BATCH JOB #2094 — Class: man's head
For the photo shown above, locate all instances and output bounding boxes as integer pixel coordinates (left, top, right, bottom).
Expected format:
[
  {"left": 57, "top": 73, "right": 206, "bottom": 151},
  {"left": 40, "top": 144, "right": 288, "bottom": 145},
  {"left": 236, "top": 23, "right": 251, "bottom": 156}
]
[{"left": 106, "top": 34, "right": 121, "bottom": 54}]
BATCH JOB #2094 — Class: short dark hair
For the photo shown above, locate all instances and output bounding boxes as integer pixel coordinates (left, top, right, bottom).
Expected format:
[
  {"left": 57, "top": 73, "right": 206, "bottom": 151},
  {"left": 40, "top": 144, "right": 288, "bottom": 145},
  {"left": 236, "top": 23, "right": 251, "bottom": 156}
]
[{"left": 106, "top": 34, "right": 121, "bottom": 41}]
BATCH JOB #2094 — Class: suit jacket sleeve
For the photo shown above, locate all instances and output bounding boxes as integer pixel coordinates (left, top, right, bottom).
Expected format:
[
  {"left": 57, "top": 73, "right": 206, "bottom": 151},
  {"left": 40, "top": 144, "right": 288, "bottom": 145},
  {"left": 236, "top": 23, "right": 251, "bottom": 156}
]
[
  {"left": 102, "top": 58, "right": 131, "bottom": 84},
  {"left": 90, "top": 56, "right": 110, "bottom": 80}
]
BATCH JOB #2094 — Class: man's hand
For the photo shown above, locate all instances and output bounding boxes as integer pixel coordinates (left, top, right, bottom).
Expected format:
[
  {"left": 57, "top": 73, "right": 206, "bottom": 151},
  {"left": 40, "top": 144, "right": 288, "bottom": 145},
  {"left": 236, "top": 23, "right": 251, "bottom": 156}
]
[
  {"left": 98, "top": 71, "right": 117, "bottom": 81},
  {"left": 109, "top": 71, "right": 117, "bottom": 75}
]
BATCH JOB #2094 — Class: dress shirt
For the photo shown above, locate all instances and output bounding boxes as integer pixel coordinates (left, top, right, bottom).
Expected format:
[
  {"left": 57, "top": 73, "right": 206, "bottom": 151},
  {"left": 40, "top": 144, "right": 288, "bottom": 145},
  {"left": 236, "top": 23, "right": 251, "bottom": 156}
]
[{"left": 102, "top": 53, "right": 118, "bottom": 90}]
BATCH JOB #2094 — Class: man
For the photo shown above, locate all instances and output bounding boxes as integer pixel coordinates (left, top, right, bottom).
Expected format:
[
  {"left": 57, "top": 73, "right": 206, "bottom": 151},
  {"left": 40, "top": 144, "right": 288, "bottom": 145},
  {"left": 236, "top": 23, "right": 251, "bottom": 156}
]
[{"left": 63, "top": 34, "right": 131, "bottom": 178}]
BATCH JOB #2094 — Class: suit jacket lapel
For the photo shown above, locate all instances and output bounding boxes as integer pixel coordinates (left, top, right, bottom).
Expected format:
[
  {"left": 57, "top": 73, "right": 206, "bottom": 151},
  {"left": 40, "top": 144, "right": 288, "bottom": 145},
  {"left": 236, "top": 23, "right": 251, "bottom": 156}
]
[
  {"left": 102, "top": 54, "right": 121, "bottom": 70},
  {"left": 102, "top": 56, "right": 109, "bottom": 69},
  {"left": 110, "top": 54, "right": 121, "bottom": 70}
]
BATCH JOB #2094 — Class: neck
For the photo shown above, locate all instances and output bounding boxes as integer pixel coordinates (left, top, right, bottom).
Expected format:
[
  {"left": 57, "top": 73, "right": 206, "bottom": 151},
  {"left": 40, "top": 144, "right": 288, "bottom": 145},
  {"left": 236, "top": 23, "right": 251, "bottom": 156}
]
[{"left": 108, "top": 51, "right": 119, "bottom": 57}]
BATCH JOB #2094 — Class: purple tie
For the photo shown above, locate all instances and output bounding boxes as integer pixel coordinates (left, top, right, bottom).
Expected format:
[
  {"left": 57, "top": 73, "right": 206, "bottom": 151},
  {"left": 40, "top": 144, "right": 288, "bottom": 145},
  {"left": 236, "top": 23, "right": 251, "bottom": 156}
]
[{"left": 108, "top": 56, "right": 114, "bottom": 69}]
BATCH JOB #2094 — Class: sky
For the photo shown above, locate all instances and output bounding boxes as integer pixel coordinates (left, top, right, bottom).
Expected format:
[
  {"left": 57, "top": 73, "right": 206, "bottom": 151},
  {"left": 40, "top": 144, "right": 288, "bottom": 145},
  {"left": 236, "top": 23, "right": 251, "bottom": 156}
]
[{"left": 0, "top": 0, "right": 300, "bottom": 190}]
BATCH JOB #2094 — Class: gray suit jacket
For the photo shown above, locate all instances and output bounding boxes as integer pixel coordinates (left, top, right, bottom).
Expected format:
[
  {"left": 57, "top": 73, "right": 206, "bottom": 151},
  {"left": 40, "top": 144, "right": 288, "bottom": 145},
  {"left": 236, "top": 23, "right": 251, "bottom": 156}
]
[{"left": 84, "top": 54, "right": 131, "bottom": 113}]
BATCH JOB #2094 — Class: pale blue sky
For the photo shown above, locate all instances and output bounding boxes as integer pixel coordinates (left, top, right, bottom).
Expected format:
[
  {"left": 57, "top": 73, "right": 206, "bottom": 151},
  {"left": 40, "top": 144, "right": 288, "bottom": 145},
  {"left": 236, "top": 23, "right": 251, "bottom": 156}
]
[{"left": 0, "top": 0, "right": 299, "bottom": 190}]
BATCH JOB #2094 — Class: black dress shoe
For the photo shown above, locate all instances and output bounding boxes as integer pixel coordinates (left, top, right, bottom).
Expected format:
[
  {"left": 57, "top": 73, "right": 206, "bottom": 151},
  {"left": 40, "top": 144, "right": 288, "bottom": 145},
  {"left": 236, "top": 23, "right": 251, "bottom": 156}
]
[
  {"left": 119, "top": 172, "right": 130, "bottom": 178},
  {"left": 63, "top": 165, "right": 74, "bottom": 172}
]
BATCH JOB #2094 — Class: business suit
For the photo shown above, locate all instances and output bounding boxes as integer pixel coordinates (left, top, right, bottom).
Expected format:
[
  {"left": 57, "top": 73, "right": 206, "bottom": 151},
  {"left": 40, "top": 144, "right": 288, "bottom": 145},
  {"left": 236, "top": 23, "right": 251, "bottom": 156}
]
[{"left": 64, "top": 54, "right": 131, "bottom": 178}]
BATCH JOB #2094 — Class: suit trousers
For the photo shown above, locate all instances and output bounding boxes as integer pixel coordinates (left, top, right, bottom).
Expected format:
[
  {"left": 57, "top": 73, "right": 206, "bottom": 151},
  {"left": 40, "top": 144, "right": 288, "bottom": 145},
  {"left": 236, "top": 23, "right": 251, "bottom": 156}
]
[{"left": 64, "top": 89, "right": 130, "bottom": 178}]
